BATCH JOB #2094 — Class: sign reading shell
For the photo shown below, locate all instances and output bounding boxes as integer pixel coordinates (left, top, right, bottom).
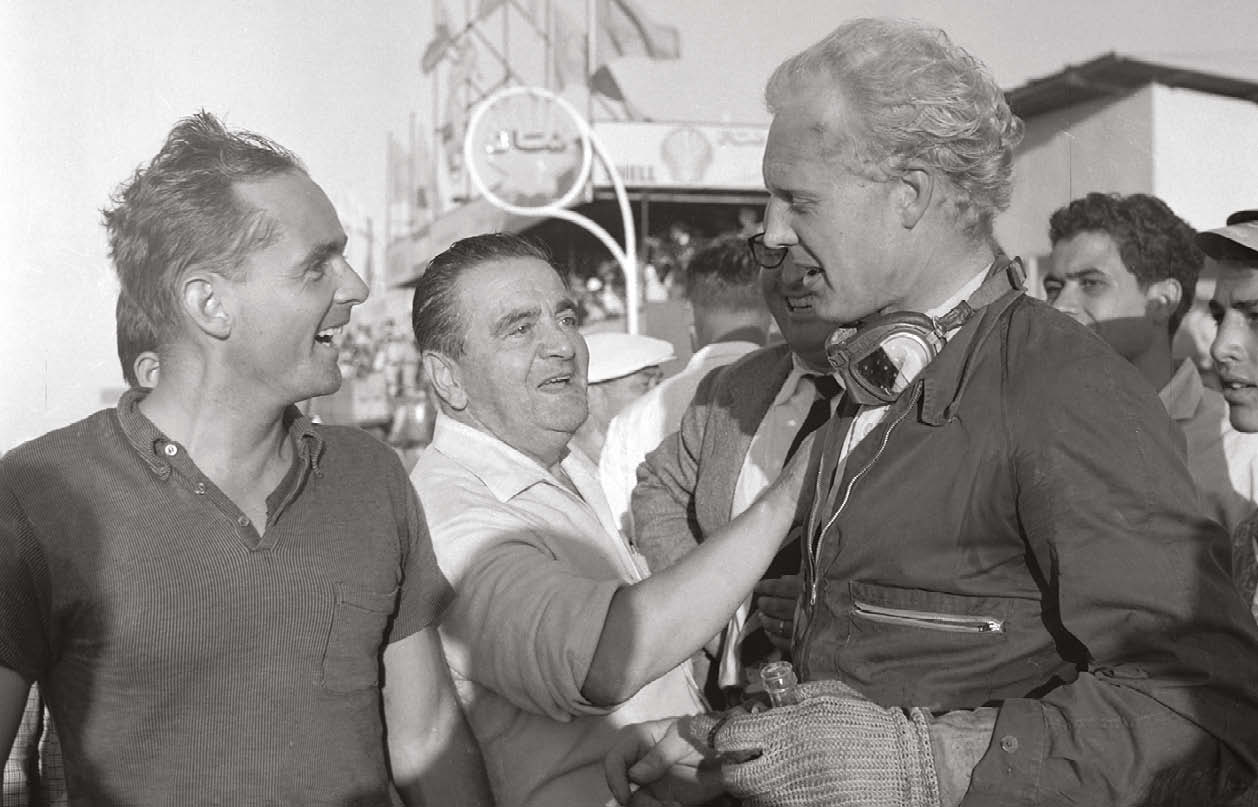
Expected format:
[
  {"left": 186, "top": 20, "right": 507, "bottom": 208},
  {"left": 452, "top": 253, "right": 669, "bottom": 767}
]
[{"left": 591, "top": 122, "right": 769, "bottom": 190}]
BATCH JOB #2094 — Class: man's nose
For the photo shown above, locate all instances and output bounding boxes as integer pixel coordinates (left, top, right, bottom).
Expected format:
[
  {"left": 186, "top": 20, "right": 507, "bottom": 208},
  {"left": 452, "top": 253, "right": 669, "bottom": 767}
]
[
  {"left": 334, "top": 259, "right": 370, "bottom": 306},
  {"left": 1049, "top": 284, "right": 1081, "bottom": 317},
  {"left": 762, "top": 198, "right": 797, "bottom": 250},
  {"left": 539, "top": 320, "right": 577, "bottom": 358},
  {"left": 1211, "top": 313, "right": 1245, "bottom": 367}
]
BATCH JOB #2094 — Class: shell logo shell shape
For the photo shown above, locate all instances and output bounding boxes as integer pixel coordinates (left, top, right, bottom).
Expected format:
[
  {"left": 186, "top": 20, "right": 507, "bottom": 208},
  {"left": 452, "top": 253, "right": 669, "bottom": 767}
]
[{"left": 660, "top": 126, "right": 713, "bottom": 184}]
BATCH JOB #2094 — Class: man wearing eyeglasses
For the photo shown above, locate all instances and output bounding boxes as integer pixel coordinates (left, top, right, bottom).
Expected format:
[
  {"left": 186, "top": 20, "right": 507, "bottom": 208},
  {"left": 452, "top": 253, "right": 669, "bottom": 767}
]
[
  {"left": 626, "top": 232, "right": 841, "bottom": 710},
  {"left": 605, "top": 17, "right": 1258, "bottom": 807}
]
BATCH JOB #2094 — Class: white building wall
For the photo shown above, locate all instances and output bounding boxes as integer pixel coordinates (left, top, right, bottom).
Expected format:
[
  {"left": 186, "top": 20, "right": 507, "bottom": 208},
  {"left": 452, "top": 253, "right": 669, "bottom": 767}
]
[
  {"left": 995, "top": 87, "right": 1154, "bottom": 296},
  {"left": 1150, "top": 85, "right": 1258, "bottom": 232}
]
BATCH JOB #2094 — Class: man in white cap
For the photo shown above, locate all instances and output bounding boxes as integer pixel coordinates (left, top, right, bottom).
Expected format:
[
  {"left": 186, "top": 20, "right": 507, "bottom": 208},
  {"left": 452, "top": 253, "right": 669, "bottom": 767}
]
[
  {"left": 600, "top": 234, "right": 772, "bottom": 538},
  {"left": 1203, "top": 208, "right": 1258, "bottom": 620},
  {"left": 571, "top": 331, "right": 675, "bottom": 463}
]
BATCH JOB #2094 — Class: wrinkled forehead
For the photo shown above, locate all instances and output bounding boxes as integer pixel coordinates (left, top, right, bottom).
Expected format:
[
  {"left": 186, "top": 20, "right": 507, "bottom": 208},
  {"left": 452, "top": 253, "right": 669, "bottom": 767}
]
[
  {"left": 763, "top": 89, "right": 858, "bottom": 189},
  {"left": 456, "top": 256, "right": 571, "bottom": 320}
]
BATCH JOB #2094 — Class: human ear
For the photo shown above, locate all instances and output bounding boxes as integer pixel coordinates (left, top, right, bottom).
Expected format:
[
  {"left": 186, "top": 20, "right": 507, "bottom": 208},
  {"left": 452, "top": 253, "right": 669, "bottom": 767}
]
[
  {"left": 423, "top": 351, "right": 467, "bottom": 411},
  {"left": 133, "top": 352, "right": 161, "bottom": 389},
  {"left": 182, "top": 273, "right": 232, "bottom": 340},
  {"left": 896, "top": 167, "right": 934, "bottom": 229},
  {"left": 1145, "top": 278, "right": 1183, "bottom": 325}
]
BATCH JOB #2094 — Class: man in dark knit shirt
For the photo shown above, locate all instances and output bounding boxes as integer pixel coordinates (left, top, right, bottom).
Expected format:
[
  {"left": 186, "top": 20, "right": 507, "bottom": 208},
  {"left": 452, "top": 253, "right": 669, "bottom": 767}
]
[{"left": 0, "top": 112, "right": 492, "bottom": 805}]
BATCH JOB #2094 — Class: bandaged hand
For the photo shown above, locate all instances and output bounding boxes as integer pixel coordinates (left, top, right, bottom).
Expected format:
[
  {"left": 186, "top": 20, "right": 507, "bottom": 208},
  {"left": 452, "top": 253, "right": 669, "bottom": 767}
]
[{"left": 693, "top": 679, "right": 941, "bottom": 807}]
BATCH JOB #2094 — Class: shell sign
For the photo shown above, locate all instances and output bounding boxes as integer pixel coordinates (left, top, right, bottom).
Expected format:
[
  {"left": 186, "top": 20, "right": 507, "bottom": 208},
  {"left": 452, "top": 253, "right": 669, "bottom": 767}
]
[{"left": 591, "top": 121, "right": 768, "bottom": 190}]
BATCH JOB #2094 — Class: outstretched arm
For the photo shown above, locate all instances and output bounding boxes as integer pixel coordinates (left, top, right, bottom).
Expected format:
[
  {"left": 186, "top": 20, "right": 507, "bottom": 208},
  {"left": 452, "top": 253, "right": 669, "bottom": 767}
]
[
  {"left": 582, "top": 430, "right": 819, "bottom": 706},
  {"left": 382, "top": 628, "right": 494, "bottom": 807}
]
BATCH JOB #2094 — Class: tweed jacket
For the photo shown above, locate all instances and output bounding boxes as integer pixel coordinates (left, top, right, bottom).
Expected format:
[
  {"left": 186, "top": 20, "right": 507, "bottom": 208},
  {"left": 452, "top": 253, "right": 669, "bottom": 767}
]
[{"left": 631, "top": 343, "right": 795, "bottom": 571}]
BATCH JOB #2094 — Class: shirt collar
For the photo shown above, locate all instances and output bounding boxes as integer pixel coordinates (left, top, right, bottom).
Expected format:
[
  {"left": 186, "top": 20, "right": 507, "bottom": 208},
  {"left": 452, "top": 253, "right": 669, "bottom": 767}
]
[
  {"left": 769, "top": 352, "right": 830, "bottom": 408},
  {"left": 686, "top": 340, "right": 761, "bottom": 371},
  {"left": 114, "top": 387, "right": 324, "bottom": 477},
  {"left": 429, "top": 412, "right": 576, "bottom": 502},
  {"left": 1159, "top": 358, "right": 1205, "bottom": 422},
  {"left": 927, "top": 267, "right": 990, "bottom": 322},
  {"left": 769, "top": 267, "right": 992, "bottom": 405}
]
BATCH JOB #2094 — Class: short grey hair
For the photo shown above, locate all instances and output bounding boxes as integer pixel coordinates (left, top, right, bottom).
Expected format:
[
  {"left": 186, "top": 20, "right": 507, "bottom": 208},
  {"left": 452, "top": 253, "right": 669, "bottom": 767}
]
[{"left": 765, "top": 17, "right": 1024, "bottom": 236}]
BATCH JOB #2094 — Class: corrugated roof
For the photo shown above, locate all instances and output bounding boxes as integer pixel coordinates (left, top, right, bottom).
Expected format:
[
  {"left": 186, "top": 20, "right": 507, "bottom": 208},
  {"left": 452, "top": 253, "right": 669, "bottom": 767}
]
[{"left": 1006, "top": 53, "right": 1258, "bottom": 118}]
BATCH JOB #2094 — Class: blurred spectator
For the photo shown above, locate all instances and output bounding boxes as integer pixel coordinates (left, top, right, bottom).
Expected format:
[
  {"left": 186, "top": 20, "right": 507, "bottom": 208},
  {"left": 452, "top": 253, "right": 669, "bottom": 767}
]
[
  {"left": 600, "top": 234, "right": 771, "bottom": 537},
  {"left": 387, "top": 372, "right": 439, "bottom": 472},
  {"left": 571, "top": 332, "right": 673, "bottom": 463},
  {"left": 1046, "top": 192, "right": 1258, "bottom": 535}
]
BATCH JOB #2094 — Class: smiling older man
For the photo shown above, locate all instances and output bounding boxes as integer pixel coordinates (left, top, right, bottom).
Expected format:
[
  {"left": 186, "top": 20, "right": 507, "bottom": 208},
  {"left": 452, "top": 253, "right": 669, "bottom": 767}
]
[{"left": 408, "top": 232, "right": 817, "bottom": 807}]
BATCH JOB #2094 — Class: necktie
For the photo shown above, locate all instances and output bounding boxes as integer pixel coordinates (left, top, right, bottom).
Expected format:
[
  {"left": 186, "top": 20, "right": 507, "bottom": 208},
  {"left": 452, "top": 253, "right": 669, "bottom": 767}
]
[
  {"left": 783, "top": 374, "right": 843, "bottom": 465},
  {"left": 765, "top": 374, "right": 843, "bottom": 579},
  {"left": 736, "top": 374, "right": 845, "bottom": 676}
]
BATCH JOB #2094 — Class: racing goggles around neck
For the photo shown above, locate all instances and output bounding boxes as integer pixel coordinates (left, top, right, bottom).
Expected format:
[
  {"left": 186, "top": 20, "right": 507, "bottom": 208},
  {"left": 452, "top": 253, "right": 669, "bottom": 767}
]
[
  {"left": 825, "top": 256, "right": 1026, "bottom": 407},
  {"left": 825, "top": 306, "right": 969, "bottom": 407}
]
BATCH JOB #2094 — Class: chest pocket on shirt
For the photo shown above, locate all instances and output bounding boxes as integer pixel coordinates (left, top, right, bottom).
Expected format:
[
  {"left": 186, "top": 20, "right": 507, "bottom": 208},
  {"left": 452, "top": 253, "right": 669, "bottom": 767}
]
[{"left": 321, "top": 583, "right": 398, "bottom": 692}]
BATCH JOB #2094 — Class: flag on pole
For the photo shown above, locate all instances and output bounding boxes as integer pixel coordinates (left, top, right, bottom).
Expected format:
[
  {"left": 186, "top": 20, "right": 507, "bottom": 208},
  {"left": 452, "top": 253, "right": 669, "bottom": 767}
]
[
  {"left": 556, "top": 0, "right": 680, "bottom": 97},
  {"left": 588, "top": 65, "right": 625, "bottom": 101},
  {"left": 598, "top": 0, "right": 680, "bottom": 60}
]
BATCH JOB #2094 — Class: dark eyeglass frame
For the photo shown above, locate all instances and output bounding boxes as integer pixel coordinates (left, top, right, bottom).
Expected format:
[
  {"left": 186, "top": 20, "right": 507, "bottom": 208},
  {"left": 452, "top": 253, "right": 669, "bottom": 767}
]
[{"left": 747, "top": 232, "right": 789, "bottom": 269}]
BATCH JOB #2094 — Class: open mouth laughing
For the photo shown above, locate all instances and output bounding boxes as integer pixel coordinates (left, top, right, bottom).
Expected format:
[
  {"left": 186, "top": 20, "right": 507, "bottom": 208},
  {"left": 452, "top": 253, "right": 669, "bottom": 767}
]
[{"left": 315, "top": 324, "right": 344, "bottom": 348}]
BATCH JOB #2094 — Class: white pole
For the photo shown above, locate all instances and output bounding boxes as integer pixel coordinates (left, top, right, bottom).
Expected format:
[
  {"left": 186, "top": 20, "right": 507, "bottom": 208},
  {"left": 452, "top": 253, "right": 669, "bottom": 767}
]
[{"left": 463, "top": 85, "right": 639, "bottom": 333}]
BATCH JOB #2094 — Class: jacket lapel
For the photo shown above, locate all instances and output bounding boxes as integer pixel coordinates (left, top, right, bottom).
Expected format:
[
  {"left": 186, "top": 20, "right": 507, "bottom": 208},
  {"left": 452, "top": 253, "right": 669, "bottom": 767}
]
[{"left": 696, "top": 345, "right": 795, "bottom": 533}]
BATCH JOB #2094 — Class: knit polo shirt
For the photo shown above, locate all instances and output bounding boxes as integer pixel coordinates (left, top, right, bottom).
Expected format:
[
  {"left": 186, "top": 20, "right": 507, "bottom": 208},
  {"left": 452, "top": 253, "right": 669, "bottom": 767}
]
[{"left": 0, "top": 389, "right": 451, "bottom": 805}]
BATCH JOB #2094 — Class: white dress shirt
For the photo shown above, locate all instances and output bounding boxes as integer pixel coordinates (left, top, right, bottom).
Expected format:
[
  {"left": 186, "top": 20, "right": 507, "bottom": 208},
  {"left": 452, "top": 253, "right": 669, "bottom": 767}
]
[
  {"left": 717, "top": 353, "right": 838, "bottom": 686},
  {"left": 411, "top": 415, "right": 704, "bottom": 807}
]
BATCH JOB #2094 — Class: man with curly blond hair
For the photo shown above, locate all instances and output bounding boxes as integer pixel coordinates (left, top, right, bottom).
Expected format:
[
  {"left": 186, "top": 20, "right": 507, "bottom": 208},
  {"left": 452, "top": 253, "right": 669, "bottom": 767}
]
[{"left": 605, "top": 17, "right": 1258, "bottom": 807}]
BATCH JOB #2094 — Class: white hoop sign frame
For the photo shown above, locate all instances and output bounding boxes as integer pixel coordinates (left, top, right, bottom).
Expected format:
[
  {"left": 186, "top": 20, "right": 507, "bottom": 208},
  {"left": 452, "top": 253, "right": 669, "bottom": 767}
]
[{"left": 463, "top": 85, "right": 640, "bottom": 334}]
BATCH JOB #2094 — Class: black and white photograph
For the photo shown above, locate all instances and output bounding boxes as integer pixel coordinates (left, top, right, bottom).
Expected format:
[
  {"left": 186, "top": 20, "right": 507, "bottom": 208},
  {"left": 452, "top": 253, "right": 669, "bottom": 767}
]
[{"left": 3, "top": 1, "right": 1258, "bottom": 805}]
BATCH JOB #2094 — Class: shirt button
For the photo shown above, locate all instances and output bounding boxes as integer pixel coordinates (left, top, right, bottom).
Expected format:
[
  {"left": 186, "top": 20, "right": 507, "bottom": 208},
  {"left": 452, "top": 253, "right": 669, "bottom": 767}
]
[
  {"left": 237, "top": 515, "right": 250, "bottom": 527},
  {"left": 163, "top": 444, "right": 178, "bottom": 457},
  {"left": 1000, "top": 735, "right": 1019, "bottom": 753},
  {"left": 193, "top": 482, "right": 207, "bottom": 495}
]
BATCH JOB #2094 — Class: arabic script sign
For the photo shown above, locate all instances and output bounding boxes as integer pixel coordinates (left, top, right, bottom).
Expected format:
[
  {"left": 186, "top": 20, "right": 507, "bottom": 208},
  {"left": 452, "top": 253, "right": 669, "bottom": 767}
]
[{"left": 465, "top": 89, "right": 588, "bottom": 209}]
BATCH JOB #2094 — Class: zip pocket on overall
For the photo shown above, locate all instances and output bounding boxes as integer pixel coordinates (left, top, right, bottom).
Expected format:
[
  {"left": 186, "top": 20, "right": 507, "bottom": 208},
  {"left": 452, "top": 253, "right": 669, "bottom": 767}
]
[{"left": 852, "top": 600, "right": 1005, "bottom": 634}]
